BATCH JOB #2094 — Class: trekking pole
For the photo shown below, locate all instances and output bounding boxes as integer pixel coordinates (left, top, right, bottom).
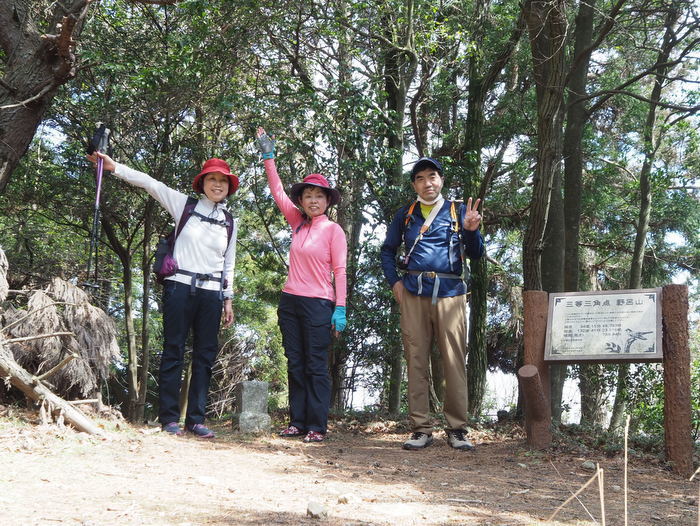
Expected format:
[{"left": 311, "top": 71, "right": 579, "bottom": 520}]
[{"left": 84, "top": 124, "right": 111, "bottom": 289}]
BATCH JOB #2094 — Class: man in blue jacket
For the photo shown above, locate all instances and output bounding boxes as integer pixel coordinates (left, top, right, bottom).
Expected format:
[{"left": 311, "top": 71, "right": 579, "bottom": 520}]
[{"left": 380, "top": 157, "right": 484, "bottom": 450}]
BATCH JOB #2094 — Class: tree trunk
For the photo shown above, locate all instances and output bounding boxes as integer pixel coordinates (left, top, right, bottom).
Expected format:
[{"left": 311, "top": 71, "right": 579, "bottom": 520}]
[
  {"left": 563, "top": 0, "right": 596, "bottom": 295},
  {"left": 461, "top": 4, "right": 524, "bottom": 419},
  {"left": 607, "top": 364, "right": 629, "bottom": 432},
  {"left": 379, "top": 7, "right": 418, "bottom": 414},
  {"left": 521, "top": 0, "right": 568, "bottom": 292},
  {"left": 608, "top": 4, "right": 679, "bottom": 434},
  {"left": 329, "top": 5, "right": 364, "bottom": 411},
  {"left": 179, "top": 360, "right": 192, "bottom": 422},
  {"left": 387, "top": 303, "right": 403, "bottom": 415},
  {"left": 101, "top": 220, "right": 140, "bottom": 421},
  {"left": 542, "top": 169, "right": 565, "bottom": 422},
  {"left": 0, "top": 1, "right": 90, "bottom": 192},
  {"left": 578, "top": 363, "right": 606, "bottom": 427},
  {"left": 463, "top": 74, "right": 488, "bottom": 417},
  {"left": 387, "top": 357, "right": 403, "bottom": 414},
  {"left": 429, "top": 343, "right": 445, "bottom": 409},
  {"left": 467, "top": 259, "right": 488, "bottom": 417},
  {"left": 560, "top": 0, "right": 597, "bottom": 426},
  {"left": 122, "top": 265, "right": 139, "bottom": 421},
  {"left": 135, "top": 200, "right": 157, "bottom": 423}
]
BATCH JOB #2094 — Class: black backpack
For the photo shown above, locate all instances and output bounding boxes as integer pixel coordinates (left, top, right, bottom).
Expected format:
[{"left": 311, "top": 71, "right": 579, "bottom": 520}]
[{"left": 152, "top": 197, "right": 234, "bottom": 284}]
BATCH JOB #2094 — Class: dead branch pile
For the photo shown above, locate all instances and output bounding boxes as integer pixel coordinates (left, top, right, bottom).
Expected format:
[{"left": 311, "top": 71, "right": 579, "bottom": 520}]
[
  {"left": 0, "top": 248, "right": 116, "bottom": 434},
  {"left": 2, "top": 277, "right": 121, "bottom": 400},
  {"left": 207, "top": 334, "right": 255, "bottom": 418}
]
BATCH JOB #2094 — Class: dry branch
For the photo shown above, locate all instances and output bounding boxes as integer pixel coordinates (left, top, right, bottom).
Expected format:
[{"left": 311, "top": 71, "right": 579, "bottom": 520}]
[
  {"left": 598, "top": 464, "right": 606, "bottom": 526},
  {"left": 0, "top": 344, "right": 103, "bottom": 435},
  {"left": 624, "top": 415, "right": 630, "bottom": 526},
  {"left": 5, "top": 332, "right": 74, "bottom": 344},
  {"left": 69, "top": 399, "right": 99, "bottom": 405},
  {"left": 1, "top": 301, "right": 75, "bottom": 334},
  {"left": 690, "top": 466, "right": 700, "bottom": 481},
  {"left": 207, "top": 334, "right": 253, "bottom": 418},
  {"left": 547, "top": 468, "right": 602, "bottom": 522},
  {"left": 0, "top": 248, "right": 8, "bottom": 302},
  {"left": 0, "top": 252, "right": 120, "bottom": 429},
  {"left": 35, "top": 353, "right": 78, "bottom": 382}
]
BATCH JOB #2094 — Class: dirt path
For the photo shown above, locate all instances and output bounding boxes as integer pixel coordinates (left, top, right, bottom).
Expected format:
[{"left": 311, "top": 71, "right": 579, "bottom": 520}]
[{"left": 0, "top": 415, "right": 697, "bottom": 525}]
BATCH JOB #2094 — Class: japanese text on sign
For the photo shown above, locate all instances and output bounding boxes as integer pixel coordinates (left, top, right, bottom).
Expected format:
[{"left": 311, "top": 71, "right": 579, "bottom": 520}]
[{"left": 545, "top": 289, "right": 662, "bottom": 362}]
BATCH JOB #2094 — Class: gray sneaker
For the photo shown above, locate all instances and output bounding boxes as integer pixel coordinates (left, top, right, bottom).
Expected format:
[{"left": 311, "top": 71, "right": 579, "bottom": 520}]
[
  {"left": 403, "top": 432, "right": 433, "bottom": 450},
  {"left": 446, "top": 429, "right": 475, "bottom": 450}
]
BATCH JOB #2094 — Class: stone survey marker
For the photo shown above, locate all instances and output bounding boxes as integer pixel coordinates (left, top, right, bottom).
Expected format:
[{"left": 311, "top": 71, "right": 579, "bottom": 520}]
[{"left": 231, "top": 380, "right": 271, "bottom": 433}]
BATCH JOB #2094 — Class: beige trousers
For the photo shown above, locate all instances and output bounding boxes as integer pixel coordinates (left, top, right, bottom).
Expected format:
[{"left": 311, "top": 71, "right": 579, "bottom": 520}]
[{"left": 400, "top": 291, "right": 469, "bottom": 434}]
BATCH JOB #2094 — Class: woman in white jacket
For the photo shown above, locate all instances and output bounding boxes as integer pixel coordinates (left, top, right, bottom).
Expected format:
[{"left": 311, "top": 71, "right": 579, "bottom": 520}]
[{"left": 88, "top": 152, "right": 238, "bottom": 438}]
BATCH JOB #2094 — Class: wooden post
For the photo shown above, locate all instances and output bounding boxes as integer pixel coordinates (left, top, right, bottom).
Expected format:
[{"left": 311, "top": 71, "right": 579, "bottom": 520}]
[
  {"left": 518, "top": 364, "right": 552, "bottom": 448},
  {"left": 522, "top": 290, "right": 551, "bottom": 448},
  {"left": 662, "top": 284, "right": 692, "bottom": 477}
]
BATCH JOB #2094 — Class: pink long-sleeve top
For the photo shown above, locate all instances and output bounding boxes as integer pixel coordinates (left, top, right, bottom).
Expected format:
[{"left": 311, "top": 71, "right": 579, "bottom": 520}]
[{"left": 264, "top": 158, "right": 347, "bottom": 306}]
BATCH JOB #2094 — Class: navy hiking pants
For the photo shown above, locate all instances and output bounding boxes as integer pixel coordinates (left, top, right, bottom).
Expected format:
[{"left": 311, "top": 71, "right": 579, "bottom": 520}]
[
  {"left": 277, "top": 292, "right": 334, "bottom": 434},
  {"left": 160, "top": 281, "right": 222, "bottom": 427}
]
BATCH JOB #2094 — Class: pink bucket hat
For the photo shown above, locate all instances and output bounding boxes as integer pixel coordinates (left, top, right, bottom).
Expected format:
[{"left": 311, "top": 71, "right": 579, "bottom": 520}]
[
  {"left": 290, "top": 173, "right": 341, "bottom": 206},
  {"left": 192, "top": 158, "right": 239, "bottom": 196}
]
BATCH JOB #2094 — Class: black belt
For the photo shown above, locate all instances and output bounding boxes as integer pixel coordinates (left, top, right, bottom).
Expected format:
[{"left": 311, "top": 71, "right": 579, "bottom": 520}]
[{"left": 175, "top": 270, "right": 223, "bottom": 296}]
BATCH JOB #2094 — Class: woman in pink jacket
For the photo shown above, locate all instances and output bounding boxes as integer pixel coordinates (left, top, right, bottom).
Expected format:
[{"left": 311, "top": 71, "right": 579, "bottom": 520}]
[{"left": 256, "top": 127, "right": 347, "bottom": 443}]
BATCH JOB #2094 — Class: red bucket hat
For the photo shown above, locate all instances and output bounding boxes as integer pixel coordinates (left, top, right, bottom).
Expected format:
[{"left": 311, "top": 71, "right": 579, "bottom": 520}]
[
  {"left": 192, "top": 158, "right": 239, "bottom": 196},
  {"left": 290, "top": 173, "right": 341, "bottom": 206}
]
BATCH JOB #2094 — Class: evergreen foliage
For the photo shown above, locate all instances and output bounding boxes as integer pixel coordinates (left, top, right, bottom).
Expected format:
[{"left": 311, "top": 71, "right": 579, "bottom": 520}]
[{"left": 0, "top": 0, "right": 697, "bottom": 440}]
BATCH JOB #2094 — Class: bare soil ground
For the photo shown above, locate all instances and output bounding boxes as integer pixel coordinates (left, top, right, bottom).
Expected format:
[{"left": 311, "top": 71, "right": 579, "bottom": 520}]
[{"left": 0, "top": 409, "right": 697, "bottom": 526}]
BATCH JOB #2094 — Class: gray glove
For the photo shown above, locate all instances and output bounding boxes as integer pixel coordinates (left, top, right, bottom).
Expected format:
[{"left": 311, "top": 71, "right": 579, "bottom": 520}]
[{"left": 256, "top": 133, "right": 275, "bottom": 158}]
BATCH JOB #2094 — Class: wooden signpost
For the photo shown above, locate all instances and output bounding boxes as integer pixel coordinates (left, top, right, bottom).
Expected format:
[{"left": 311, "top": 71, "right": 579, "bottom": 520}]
[{"left": 519, "top": 285, "right": 693, "bottom": 477}]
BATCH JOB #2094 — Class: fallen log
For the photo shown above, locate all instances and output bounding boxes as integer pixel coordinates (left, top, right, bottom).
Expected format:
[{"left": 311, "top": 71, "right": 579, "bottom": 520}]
[{"left": 0, "top": 342, "right": 104, "bottom": 436}]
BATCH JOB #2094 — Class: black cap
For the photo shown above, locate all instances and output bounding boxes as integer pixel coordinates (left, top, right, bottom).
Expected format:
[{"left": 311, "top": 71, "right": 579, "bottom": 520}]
[{"left": 411, "top": 157, "right": 442, "bottom": 180}]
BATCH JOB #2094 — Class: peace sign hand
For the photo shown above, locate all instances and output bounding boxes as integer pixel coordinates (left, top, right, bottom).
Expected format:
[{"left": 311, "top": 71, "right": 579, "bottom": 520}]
[{"left": 463, "top": 197, "right": 482, "bottom": 231}]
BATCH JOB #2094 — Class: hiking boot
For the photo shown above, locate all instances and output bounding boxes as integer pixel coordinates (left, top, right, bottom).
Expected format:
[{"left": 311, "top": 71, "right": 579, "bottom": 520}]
[
  {"left": 402, "top": 432, "right": 433, "bottom": 450},
  {"left": 303, "top": 430, "right": 325, "bottom": 443},
  {"left": 162, "top": 422, "right": 183, "bottom": 436},
  {"left": 279, "top": 425, "right": 305, "bottom": 437},
  {"left": 186, "top": 423, "right": 215, "bottom": 439},
  {"left": 446, "top": 429, "right": 475, "bottom": 451}
]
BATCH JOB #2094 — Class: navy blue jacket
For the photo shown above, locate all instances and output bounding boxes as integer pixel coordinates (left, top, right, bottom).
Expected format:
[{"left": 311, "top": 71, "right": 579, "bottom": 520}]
[{"left": 380, "top": 200, "right": 484, "bottom": 298}]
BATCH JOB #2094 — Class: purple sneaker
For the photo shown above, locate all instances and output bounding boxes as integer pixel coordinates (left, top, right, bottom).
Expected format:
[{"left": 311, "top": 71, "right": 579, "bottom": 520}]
[
  {"left": 162, "top": 422, "right": 184, "bottom": 436},
  {"left": 186, "top": 423, "right": 215, "bottom": 438}
]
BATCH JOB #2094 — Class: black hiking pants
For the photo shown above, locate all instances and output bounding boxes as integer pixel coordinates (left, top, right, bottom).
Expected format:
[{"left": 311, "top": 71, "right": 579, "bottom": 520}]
[{"left": 159, "top": 280, "right": 222, "bottom": 427}]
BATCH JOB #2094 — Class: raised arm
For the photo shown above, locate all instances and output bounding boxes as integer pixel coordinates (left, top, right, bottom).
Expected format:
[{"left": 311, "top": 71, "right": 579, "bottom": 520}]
[
  {"left": 256, "top": 127, "right": 302, "bottom": 226},
  {"left": 87, "top": 151, "right": 187, "bottom": 220}
]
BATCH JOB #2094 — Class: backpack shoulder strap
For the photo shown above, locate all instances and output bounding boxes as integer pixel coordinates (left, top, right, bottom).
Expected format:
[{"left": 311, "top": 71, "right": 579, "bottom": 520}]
[
  {"left": 402, "top": 200, "right": 418, "bottom": 233},
  {"left": 449, "top": 200, "right": 460, "bottom": 232},
  {"left": 174, "top": 196, "right": 199, "bottom": 240},
  {"left": 224, "top": 210, "right": 234, "bottom": 244}
]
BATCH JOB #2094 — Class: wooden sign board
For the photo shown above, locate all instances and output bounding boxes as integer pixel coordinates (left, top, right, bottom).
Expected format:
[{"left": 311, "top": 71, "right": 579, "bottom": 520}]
[{"left": 544, "top": 289, "right": 663, "bottom": 363}]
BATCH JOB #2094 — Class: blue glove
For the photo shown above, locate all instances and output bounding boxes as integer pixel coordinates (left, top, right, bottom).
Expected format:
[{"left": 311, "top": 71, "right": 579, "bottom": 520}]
[
  {"left": 256, "top": 132, "right": 275, "bottom": 159},
  {"left": 331, "top": 306, "right": 346, "bottom": 332}
]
